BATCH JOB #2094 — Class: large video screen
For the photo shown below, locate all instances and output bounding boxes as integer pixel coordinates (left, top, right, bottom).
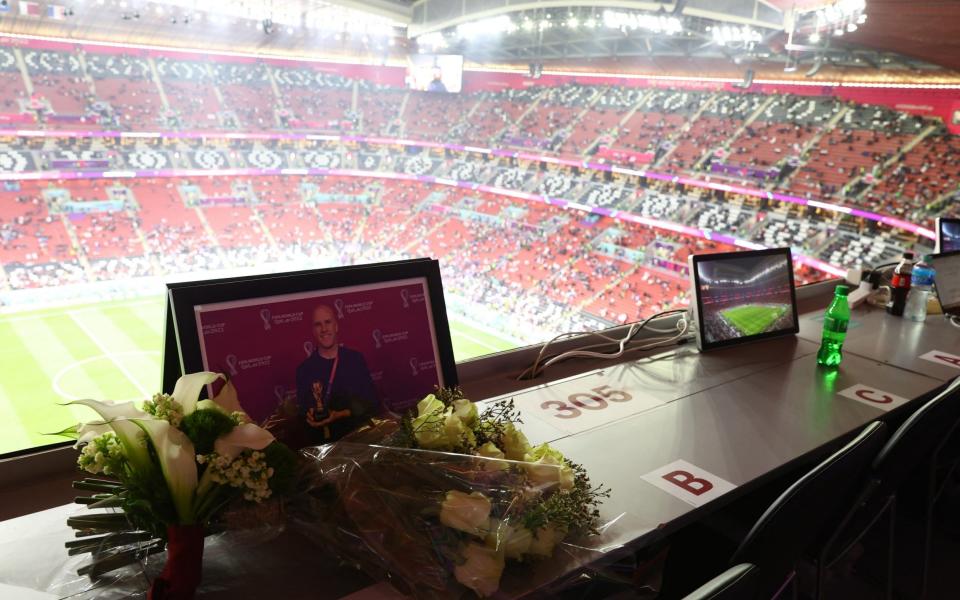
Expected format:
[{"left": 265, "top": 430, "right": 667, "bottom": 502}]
[
  {"left": 690, "top": 248, "right": 798, "bottom": 350},
  {"left": 939, "top": 218, "right": 960, "bottom": 253},
  {"left": 407, "top": 54, "right": 463, "bottom": 93}
]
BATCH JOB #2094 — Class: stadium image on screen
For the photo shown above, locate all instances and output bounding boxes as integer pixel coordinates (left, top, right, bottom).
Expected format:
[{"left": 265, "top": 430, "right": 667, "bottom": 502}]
[
  {"left": 941, "top": 219, "right": 960, "bottom": 253},
  {"left": 696, "top": 253, "right": 796, "bottom": 345}
]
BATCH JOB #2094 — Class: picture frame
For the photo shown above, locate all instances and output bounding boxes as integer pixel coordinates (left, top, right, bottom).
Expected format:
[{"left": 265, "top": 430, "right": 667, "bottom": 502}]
[{"left": 164, "top": 259, "right": 457, "bottom": 446}]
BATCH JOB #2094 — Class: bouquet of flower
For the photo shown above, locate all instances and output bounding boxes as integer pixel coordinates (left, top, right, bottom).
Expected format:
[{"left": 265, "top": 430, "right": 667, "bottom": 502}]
[
  {"left": 292, "top": 388, "right": 609, "bottom": 599},
  {"left": 61, "top": 372, "right": 296, "bottom": 598}
]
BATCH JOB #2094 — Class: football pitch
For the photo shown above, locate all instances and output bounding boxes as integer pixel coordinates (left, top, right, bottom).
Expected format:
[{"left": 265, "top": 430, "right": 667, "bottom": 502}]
[
  {"left": 0, "top": 296, "right": 516, "bottom": 456},
  {"left": 720, "top": 304, "right": 788, "bottom": 337}
]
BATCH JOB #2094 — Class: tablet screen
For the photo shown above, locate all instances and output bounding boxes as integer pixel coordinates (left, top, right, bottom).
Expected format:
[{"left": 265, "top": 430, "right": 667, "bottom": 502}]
[{"left": 690, "top": 248, "right": 799, "bottom": 350}]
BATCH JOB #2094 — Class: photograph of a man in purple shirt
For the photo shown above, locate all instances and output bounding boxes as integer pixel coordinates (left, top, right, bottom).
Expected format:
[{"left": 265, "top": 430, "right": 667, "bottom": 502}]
[{"left": 295, "top": 304, "right": 379, "bottom": 443}]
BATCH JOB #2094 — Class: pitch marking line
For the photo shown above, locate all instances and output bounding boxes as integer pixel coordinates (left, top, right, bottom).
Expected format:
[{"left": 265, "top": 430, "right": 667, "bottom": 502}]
[
  {"left": 0, "top": 299, "right": 161, "bottom": 324},
  {"left": 52, "top": 350, "right": 162, "bottom": 403},
  {"left": 452, "top": 328, "right": 503, "bottom": 352},
  {"left": 67, "top": 312, "right": 154, "bottom": 399}
]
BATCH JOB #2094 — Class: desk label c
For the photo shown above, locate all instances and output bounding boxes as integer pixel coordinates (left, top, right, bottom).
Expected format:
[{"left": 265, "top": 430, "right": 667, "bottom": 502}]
[
  {"left": 838, "top": 384, "right": 909, "bottom": 411},
  {"left": 919, "top": 350, "right": 960, "bottom": 370},
  {"left": 641, "top": 460, "right": 737, "bottom": 507}
]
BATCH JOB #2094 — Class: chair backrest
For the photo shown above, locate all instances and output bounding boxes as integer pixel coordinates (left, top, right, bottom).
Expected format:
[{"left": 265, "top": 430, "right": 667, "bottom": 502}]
[
  {"left": 730, "top": 420, "right": 888, "bottom": 597},
  {"left": 872, "top": 376, "right": 960, "bottom": 497},
  {"left": 682, "top": 563, "right": 758, "bottom": 600}
]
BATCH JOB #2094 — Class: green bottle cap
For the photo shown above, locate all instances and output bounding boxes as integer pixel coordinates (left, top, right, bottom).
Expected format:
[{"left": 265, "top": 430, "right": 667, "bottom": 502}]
[{"left": 834, "top": 285, "right": 849, "bottom": 296}]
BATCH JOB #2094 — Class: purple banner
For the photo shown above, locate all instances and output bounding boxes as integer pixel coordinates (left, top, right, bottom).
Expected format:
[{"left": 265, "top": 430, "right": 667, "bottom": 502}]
[
  {"left": 46, "top": 114, "right": 99, "bottom": 124},
  {"left": 194, "top": 279, "right": 443, "bottom": 424},
  {"left": 195, "top": 195, "right": 246, "bottom": 207},
  {"left": 710, "top": 162, "right": 779, "bottom": 181},
  {"left": 50, "top": 159, "right": 111, "bottom": 169},
  {"left": 504, "top": 135, "right": 551, "bottom": 150}
]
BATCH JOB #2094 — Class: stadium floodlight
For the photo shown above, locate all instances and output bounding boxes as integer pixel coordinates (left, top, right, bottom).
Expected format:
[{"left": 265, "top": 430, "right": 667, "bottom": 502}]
[
  {"left": 602, "top": 9, "right": 683, "bottom": 35},
  {"left": 416, "top": 31, "right": 447, "bottom": 50},
  {"left": 566, "top": 17, "right": 579, "bottom": 29},
  {"left": 711, "top": 25, "right": 762, "bottom": 46}
]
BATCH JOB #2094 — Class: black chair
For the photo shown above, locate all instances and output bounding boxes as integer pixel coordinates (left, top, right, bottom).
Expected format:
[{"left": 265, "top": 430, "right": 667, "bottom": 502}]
[
  {"left": 816, "top": 376, "right": 960, "bottom": 599},
  {"left": 729, "top": 420, "right": 889, "bottom": 599},
  {"left": 682, "top": 563, "right": 758, "bottom": 600}
]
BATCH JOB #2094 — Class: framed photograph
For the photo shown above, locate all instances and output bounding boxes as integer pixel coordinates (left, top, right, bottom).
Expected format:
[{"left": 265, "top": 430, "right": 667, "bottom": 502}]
[
  {"left": 165, "top": 259, "right": 456, "bottom": 447},
  {"left": 687, "top": 247, "right": 799, "bottom": 351}
]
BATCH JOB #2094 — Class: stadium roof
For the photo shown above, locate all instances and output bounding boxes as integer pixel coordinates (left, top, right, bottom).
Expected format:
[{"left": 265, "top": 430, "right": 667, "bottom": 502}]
[{"left": 0, "top": 0, "right": 956, "bottom": 78}]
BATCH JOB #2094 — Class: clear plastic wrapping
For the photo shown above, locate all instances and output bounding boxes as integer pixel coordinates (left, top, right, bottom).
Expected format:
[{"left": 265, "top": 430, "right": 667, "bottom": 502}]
[{"left": 289, "top": 428, "right": 624, "bottom": 598}]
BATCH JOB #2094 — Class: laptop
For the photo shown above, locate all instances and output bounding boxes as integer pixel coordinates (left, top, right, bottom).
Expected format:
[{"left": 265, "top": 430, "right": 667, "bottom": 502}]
[{"left": 929, "top": 250, "right": 960, "bottom": 318}]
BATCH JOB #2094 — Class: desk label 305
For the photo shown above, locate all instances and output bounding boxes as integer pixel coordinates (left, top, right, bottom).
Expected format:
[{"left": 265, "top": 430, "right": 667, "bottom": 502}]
[{"left": 515, "top": 371, "right": 665, "bottom": 434}]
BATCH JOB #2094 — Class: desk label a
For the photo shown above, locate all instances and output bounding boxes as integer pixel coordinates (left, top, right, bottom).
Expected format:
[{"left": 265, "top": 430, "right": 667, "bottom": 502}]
[
  {"left": 837, "top": 384, "right": 909, "bottom": 411},
  {"left": 640, "top": 460, "right": 737, "bottom": 507},
  {"left": 919, "top": 350, "right": 960, "bottom": 370}
]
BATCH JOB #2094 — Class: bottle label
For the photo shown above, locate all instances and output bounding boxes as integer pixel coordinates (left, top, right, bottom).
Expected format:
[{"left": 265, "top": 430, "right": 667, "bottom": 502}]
[
  {"left": 824, "top": 316, "right": 847, "bottom": 333},
  {"left": 892, "top": 273, "right": 912, "bottom": 288}
]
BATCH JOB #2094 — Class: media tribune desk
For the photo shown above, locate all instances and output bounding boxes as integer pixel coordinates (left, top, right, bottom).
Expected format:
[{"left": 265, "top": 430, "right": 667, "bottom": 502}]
[{"left": 0, "top": 306, "right": 956, "bottom": 599}]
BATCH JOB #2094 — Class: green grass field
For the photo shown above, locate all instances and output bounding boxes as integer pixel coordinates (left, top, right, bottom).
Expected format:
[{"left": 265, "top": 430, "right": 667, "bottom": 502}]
[
  {"left": 0, "top": 296, "right": 516, "bottom": 456},
  {"left": 720, "top": 304, "right": 788, "bottom": 337}
]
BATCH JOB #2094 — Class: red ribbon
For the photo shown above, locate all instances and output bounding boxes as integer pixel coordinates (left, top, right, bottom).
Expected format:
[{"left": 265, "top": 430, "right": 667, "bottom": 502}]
[{"left": 148, "top": 524, "right": 205, "bottom": 600}]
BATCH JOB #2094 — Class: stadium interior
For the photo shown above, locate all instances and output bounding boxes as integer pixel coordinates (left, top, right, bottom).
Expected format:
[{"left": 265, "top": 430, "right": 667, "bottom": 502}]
[{"left": 2, "top": 0, "right": 960, "bottom": 596}]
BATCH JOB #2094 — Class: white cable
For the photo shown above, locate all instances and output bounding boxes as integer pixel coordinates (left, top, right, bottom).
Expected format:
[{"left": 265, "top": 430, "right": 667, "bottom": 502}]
[
  {"left": 538, "top": 317, "right": 689, "bottom": 373},
  {"left": 520, "top": 309, "right": 688, "bottom": 380}
]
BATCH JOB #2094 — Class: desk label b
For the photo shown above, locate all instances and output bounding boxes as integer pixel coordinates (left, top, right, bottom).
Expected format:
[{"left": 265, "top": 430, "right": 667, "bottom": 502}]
[
  {"left": 838, "top": 384, "right": 909, "bottom": 411},
  {"left": 641, "top": 460, "right": 737, "bottom": 507}
]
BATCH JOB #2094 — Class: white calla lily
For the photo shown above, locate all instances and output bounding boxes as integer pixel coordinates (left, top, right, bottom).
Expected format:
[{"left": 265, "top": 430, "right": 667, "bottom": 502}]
[
  {"left": 171, "top": 371, "right": 222, "bottom": 416},
  {"left": 67, "top": 399, "right": 153, "bottom": 473},
  {"left": 75, "top": 421, "right": 112, "bottom": 448},
  {"left": 214, "top": 423, "right": 275, "bottom": 460},
  {"left": 210, "top": 380, "right": 243, "bottom": 415},
  {"left": 132, "top": 418, "right": 198, "bottom": 523}
]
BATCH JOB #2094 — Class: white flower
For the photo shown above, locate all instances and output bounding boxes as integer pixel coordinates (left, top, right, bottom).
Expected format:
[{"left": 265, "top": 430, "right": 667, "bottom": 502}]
[
  {"left": 526, "top": 525, "right": 567, "bottom": 557},
  {"left": 67, "top": 398, "right": 153, "bottom": 475},
  {"left": 132, "top": 418, "right": 198, "bottom": 523},
  {"left": 439, "top": 490, "right": 491, "bottom": 537},
  {"left": 485, "top": 518, "right": 532, "bottom": 560},
  {"left": 501, "top": 422, "right": 531, "bottom": 461},
  {"left": 452, "top": 398, "right": 478, "bottom": 427},
  {"left": 454, "top": 543, "right": 505, "bottom": 598},
  {"left": 475, "top": 442, "right": 508, "bottom": 471},
  {"left": 75, "top": 421, "right": 111, "bottom": 448},
  {"left": 214, "top": 423, "right": 275, "bottom": 460},
  {"left": 524, "top": 444, "right": 575, "bottom": 491},
  {"left": 170, "top": 371, "right": 222, "bottom": 416}
]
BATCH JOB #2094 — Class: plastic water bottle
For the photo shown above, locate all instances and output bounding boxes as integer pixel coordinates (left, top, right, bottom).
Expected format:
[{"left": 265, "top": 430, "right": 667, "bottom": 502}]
[
  {"left": 887, "top": 251, "right": 915, "bottom": 317},
  {"left": 817, "top": 285, "right": 850, "bottom": 368},
  {"left": 904, "top": 257, "right": 935, "bottom": 322}
]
